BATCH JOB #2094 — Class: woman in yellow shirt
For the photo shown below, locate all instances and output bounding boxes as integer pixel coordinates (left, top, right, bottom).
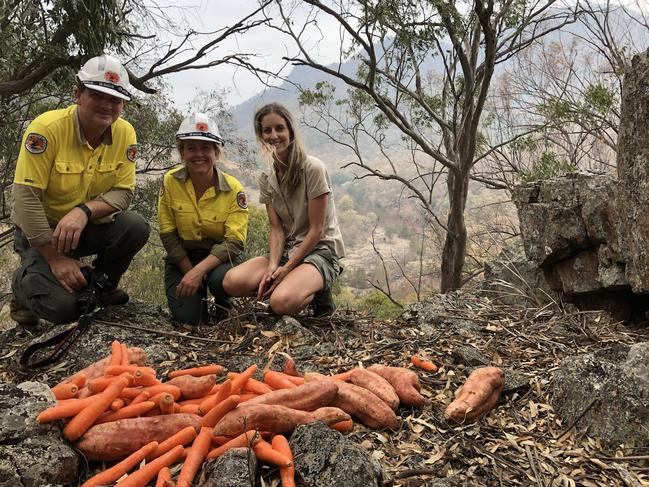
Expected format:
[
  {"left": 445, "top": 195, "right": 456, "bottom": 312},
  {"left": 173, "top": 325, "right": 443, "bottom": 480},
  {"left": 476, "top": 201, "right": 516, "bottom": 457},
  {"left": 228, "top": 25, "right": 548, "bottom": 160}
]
[{"left": 158, "top": 113, "right": 248, "bottom": 324}]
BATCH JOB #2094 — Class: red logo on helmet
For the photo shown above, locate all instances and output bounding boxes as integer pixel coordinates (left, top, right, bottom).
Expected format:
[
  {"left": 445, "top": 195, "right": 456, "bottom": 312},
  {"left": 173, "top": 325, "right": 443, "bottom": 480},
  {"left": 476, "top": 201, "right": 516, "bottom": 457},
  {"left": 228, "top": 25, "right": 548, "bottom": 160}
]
[
  {"left": 105, "top": 71, "right": 120, "bottom": 83},
  {"left": 196, "top": 122, "right": 209, "bottom": 132}
]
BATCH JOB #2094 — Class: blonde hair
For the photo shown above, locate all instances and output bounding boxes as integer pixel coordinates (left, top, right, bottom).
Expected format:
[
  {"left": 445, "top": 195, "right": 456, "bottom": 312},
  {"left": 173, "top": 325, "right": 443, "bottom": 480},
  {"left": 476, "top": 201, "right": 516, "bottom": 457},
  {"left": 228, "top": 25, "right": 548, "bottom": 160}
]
[{"left": 254, "top": 103, "right": 307, "bottom": 196}]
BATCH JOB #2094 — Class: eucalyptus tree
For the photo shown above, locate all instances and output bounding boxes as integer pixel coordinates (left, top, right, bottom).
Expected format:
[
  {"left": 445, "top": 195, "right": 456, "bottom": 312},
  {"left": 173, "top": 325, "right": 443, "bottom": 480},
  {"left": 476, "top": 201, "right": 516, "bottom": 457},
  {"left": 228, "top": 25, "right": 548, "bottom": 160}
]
[{"left": 266, "top": 0, "right": 581, "bottom": 292}]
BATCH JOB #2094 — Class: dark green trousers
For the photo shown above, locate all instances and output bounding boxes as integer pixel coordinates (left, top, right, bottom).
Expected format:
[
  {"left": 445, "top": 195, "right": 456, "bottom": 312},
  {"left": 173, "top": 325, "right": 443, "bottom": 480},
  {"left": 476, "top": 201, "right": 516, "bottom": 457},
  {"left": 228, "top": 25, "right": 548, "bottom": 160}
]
[
  {"left": 165, "top": 250, "right": 241, "bottom": 325},
  {"left": 11, "top": 211, "right": 150, "bottom": 324}
]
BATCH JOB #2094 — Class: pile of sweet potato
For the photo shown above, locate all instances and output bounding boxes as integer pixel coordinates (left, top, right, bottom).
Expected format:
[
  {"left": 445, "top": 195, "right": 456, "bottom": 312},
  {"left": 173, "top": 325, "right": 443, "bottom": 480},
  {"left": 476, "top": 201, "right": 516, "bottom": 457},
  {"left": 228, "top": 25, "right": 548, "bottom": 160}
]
[{"left": 37, "top": 342, "right": 436, "bottom": 486}]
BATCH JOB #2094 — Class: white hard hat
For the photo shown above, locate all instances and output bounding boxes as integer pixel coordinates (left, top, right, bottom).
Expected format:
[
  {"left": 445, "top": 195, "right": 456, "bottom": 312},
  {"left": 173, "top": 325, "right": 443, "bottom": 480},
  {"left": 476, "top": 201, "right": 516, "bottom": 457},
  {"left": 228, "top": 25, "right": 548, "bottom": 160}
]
[
  {"left": 77, "top": 54, "right": 133, "bottom": 101},
  {"left": 176, "top": 113, "right": 225, "bottom": 145}
]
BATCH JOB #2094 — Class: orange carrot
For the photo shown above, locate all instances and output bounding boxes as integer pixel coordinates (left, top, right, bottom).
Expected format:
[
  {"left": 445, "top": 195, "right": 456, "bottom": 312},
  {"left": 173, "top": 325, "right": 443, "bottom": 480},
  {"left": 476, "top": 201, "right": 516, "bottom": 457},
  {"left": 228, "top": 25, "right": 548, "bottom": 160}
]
[
  {"left": 330, "top": 419, "right": 354, "bottom": 432},
  {"left": 198, "top": 379, "right": 232, "bottom": 415},
  {"left": 411, "top": 354, "right": 438, "bottom": 372},
  {"left": 94, "top": 401, "right": 156, "bottom": 424},
  {"left": 37, "top": 396, "right": 96, "bottom": 423},
  {"left": 206, "top": 430, "right": 259, "bottom": 459},
  {"left": 122, "top": 384, "right": 181, "bottom": 400},
  {"left": 63, "top": 375, "right": 129, "bottom": 441},
  {"left": 120, "top": 342, "right": 130, "bottom": 366},
  {"left": 116, "top": 444, "right": 184, "bottom": 487},
  {"left": 179, "top": 404, "right": 200, "bottom": 414},
  {"left": 211, "top": 435, "right": 230, "bottom": 446},
  {"left": 176, "top": 427, "right": 213, "bottom": 487},
  {"left": 130, "top": 390, "right": 151, "bottom": 405},
  {"left": 178, "top": 397, "right": 209, "bottom": 406},
  {"left": 66, "top": 373, "right": 88, "bottom": 388},
  {"left": 133, "top": 372, "right": 160, "bottom": 387},
  {"left": 252, "top": 438, "right": 291, "bottom": 467},
  {"left": 243, "top": 378, "right": 273, "bottom": 395},
  {"left": 88, "top": 375, "right": 126, "bottom": 394},
  {"left": 108, "top": 340, "right": 122, "bottom": 367},
  {"left": 80, "top": 440, "right": 159, "bottom": 487},
  {"left": 159, "top": 393, "right": 175, "bottom": 415},
  {"left": 149, "top": 425, "right": 198, "bottom": 460},
  {"left": 263, "top": 370, "right": 298, "bottom": 390},
  {"left": 229, "top": 364, "right": 258, "bottom": 394},
  {"left": 155, "top": 466, "right": 173, "bottom": 487},
  {"left": 271, "top": 434, "right": 296, "bottom": 487},
  {"left": 50, "top": 382, "right": 79, "bottom": 400},
  {"left": 201, "top": 394, "right": 240, "bottom": 427},
  {"left": 106, "top": 365, "right": 157, "bottom": 377},
  {"left": 110, "top": 398, "right": 126, "bottom": 411},
  {"left": 168, "top": 364, "right": 223, "bottom": 379}
]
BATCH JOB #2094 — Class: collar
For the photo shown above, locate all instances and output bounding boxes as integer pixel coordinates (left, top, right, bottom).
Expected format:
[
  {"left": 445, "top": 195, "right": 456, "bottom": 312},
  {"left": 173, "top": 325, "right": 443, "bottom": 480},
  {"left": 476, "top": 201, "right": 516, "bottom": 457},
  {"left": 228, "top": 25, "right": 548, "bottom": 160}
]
[
  {"left": 172, "top": 165, "right": 232, "bottom": 192},
  {"left": 74, "top": 105, "right": 113, "bottom": 146}
]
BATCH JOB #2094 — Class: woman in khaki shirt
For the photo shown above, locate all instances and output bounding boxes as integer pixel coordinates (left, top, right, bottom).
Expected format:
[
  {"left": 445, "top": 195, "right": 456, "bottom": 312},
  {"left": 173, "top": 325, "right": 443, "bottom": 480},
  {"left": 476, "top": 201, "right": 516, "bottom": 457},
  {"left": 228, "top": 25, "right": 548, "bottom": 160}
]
[{"left": 223, "top": 103, "right": 345, "bottom": 316}]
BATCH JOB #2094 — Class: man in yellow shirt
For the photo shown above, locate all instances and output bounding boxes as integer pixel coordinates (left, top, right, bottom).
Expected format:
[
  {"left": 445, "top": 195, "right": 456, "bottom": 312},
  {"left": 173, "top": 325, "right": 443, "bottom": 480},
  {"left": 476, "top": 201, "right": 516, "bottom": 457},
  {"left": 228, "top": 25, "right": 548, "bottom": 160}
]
[{"left": 10, "top": 54, "right": 150, "bottom": 325}]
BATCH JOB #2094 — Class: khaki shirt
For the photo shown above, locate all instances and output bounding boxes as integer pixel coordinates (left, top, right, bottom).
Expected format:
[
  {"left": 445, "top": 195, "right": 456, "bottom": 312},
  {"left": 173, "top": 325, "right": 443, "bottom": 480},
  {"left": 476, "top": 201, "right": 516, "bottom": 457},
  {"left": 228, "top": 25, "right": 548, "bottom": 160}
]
[
  {"left": 158, "top": 165, "right": 248, "bottom": 264},
  {"left": 259, "top": 155, "right": 345, "bottom": 258},
  {"left": 11, "top": 105, "right": 136, "bottom": 246}
]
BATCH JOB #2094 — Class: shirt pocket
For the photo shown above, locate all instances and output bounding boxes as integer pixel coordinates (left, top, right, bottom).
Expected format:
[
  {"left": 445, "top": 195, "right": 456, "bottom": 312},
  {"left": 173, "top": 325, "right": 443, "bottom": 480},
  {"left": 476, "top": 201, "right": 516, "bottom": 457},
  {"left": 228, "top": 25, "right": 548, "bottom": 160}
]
[
  {"left": 93, "top": 160, "right": 120, "bottom": 195},
  {"left": 171, "top": 199, "right": 197, "bottom": 239},
  {"left": 51, "top": 160, "right": 85, "bottom": 198},
  {"left": 203, "top": 211, "right": 227, "bottom": 241}
]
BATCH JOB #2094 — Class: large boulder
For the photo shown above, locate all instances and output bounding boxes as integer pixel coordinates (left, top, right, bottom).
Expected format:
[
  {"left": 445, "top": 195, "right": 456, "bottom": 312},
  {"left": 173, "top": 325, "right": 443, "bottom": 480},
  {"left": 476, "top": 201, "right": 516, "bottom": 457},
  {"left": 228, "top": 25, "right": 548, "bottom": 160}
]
[
  {"left": 290, "top": 421, "right": 383, "bottom": 487},
  {"left": 551, "top": 342, "right": 649, "bottom": 449},
  {"left": 0, "top": 382, "right": 78, "bottom": 487},
  {"left": 617, "top": 50, "right": 649, "bottom": 292}
]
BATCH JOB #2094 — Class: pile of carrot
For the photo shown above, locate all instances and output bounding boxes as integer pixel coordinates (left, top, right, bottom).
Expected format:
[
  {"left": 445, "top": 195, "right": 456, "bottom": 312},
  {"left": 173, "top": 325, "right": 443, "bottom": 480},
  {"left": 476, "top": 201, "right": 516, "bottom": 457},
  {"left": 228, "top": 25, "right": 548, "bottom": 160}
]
[{"left": 38, "top": 341, "right": 437, "bottom": 486}]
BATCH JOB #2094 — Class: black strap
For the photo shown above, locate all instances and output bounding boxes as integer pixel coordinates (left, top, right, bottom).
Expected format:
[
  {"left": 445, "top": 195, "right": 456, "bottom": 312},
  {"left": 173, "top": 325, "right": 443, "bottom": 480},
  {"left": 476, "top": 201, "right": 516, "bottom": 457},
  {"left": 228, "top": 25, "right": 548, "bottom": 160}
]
[{"left": 19, "top": 313, "right": 94, "bottom": 368}]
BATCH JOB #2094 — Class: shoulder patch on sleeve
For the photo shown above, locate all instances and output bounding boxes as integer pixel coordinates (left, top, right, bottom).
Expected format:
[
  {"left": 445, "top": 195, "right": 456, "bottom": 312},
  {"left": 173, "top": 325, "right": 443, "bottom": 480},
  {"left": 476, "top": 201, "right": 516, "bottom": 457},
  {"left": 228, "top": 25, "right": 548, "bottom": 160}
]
[
  {"left": 126, "top": 144, "right": 138, "bottom": 162},
  {"left": 236, "top": 191, "right": 248, "bottom": 209},
  {"left": 25, "top": 133, "right": 48, "bottom": 154}
]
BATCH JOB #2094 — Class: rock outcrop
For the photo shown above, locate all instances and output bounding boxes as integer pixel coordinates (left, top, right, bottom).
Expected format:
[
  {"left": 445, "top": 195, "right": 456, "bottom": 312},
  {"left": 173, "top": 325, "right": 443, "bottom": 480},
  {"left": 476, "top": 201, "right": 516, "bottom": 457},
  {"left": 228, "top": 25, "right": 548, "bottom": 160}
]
[
  {"left": 551, "top": 342, "right": 649, "bottom": 448},
  {"left": 0, "top": 382, "right": 78, "bottom": 487},
  {"left": 509, "top": 50, "right": 649, "bottom": 319}
]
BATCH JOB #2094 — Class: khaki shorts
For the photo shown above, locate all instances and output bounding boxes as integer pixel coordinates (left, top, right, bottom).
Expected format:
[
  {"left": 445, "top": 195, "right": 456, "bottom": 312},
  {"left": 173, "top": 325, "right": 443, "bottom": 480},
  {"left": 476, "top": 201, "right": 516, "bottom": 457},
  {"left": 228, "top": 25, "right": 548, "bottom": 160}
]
[{"left": 275, "top": 246, "right": 341, "bottom": 290}]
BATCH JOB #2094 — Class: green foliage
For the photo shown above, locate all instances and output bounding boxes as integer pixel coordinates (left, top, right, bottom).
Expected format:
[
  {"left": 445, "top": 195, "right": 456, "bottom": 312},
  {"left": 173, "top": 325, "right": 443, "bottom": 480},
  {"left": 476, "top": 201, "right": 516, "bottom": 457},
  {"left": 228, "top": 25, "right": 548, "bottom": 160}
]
[
  {"left": 245, "top": 206, "right": 270, "bottom": 259},
  {"left": 359, "top": 290, "right": 402, "bottom": 319},
  {"left": 124, "top": 83, "right": 183, "bottom": 174},
  {"left": 584, "top": 83, "right": 615, "bottom": 114},
  {"left": 120, "top": 233, "right": 166, "bottom": 307},
  {"left": 299, "top": 82, "right": 336, "bottom": 107},
  {"left": 538, "top": 96, "right": 573, "bottom": 122},
  {"left": 520, "top": 151, "right": 577, "bottom": 182},
  {"left": 131, "top": 178, "right": 163, "bottom": 225}
]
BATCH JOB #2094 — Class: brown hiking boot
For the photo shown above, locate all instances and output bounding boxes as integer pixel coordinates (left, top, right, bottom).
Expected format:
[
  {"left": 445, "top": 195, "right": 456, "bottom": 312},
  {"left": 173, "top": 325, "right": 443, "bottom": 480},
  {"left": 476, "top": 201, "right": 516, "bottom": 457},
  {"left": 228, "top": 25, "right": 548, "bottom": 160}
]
[
  {"left": 97, "top": 288, "right": 129, "bottom": 307},
  {"left": 311, "top": 288, "right": 334, "bottom": 317},
  {"left": 9, "top": 297, "right": 39, "bottom": 326}
]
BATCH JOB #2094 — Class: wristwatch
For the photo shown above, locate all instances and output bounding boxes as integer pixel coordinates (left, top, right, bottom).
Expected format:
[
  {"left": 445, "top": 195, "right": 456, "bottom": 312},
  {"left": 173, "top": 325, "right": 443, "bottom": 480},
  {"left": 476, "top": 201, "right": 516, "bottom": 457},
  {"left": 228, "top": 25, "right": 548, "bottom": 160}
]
[{"left": 75, "top": 203, "right": 92, "bottom": 219}]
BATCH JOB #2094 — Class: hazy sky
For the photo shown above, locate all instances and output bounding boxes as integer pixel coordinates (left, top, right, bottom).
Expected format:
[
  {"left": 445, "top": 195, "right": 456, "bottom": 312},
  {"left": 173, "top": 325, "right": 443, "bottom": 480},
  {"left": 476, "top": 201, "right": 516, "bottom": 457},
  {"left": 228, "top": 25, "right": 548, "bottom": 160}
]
[{"left": 165, "top": 1, "right": 342, "bottom": 108}]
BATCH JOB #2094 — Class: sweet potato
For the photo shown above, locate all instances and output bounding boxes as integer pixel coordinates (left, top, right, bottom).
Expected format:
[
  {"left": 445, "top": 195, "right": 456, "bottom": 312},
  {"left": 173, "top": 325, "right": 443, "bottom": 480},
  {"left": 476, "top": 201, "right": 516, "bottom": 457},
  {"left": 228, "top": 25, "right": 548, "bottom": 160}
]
[
  {"left": 444, "top": 367, "right": 504, "bottom": 423},
  {"left": 367, "top": 364, "right": 425, "bottom": 407},
  {"left": 242, "top": 380, "right": 337, "bottom": 411},
  {"left": 75, "top": 413, "right": 201, "bottom": 461},
  {"left": 212, "top": 404, "right": 350, "bottom": 436},
  {"left": 333, "top": 380, "right": 399, "bottom": 429},
  {"left": 166, "top": 374, "right": 216, "bottom": 400},
  {"left": 349, "top": 369, "right": 400, "bottom": 410}
]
